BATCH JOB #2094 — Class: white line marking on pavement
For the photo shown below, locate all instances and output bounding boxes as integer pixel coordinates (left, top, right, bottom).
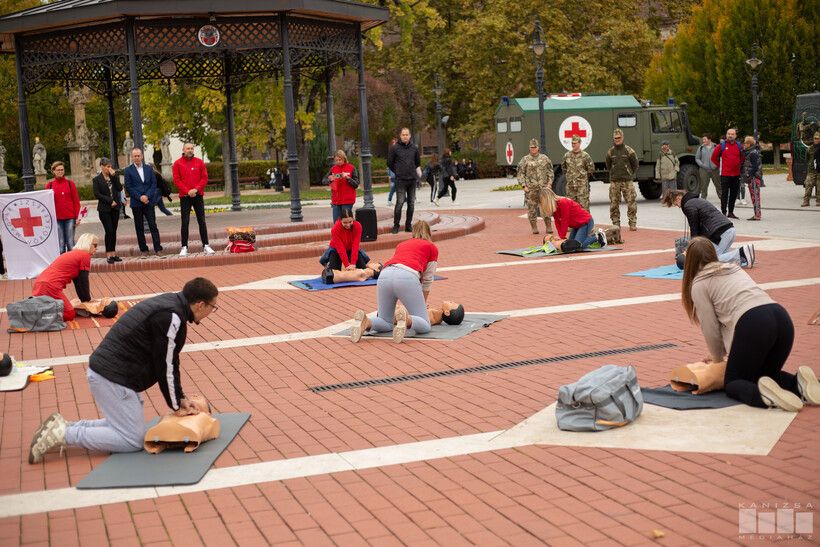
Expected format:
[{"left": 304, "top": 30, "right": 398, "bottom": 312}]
[
  {"left": 0, "top": 403, "right": 794, "bottom": 518},
  {"left": 19, "top": 277, "right": 820, "bottom": 369}
]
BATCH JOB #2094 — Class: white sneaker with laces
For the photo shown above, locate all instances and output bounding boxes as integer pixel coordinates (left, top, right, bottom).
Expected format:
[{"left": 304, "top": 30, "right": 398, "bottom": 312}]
[
  {"left": 758, "top": 377, "right": 803, "bottom": 412},
  {"left": 797, "top": 366, "right": 820, "bottom": 405},
  {"left": 740, "top": 199, "right": 747, "bottom": 205},
  {"left": 597, "top": 228, "right": 608, "bottom": 247},
  {"left": 29, "top": 412, "right": 68, "bottom": 464},
  {"left": 203, "top": 245, "right": 215, "bottom": 255},
  {"left": 179, "top": 246, "right": 188, "bottom": 257}
]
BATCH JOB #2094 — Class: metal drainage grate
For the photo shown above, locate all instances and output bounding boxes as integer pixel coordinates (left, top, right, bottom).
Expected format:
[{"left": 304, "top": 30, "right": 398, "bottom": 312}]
[{"left": 309, "top": 343, "right": 676, "bottom": 393}]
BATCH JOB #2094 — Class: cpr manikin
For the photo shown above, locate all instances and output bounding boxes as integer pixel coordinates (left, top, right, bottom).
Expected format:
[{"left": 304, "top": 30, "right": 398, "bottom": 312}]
[
  {"left": 323, "top": 261, "right": 383, "bottom": 284},
  {"left": 670, "top": 361, "right": 727, "bottom": 394},
  {"left": 144, "top": 395, "right": 220, "bottom": 453},
  {"left": 395, "top": 300, "right": 465, "bottom": 327}
]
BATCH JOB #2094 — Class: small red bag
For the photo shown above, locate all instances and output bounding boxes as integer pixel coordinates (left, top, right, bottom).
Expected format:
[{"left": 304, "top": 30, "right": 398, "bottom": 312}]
[{"left": 228, "top": 241, "right": 255, "bottom": 253}]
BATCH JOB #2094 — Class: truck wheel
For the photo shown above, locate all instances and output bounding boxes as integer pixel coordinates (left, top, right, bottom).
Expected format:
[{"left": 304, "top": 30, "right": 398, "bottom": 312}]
[
  {"left": 677, "top": 164, "right": 699, "bottom": 193},
  {"left": 553, "top": 173, "right": 566, "bottom": 196},
  {"left": 638, "top": 180, "right": 662, "bottom": 200}
]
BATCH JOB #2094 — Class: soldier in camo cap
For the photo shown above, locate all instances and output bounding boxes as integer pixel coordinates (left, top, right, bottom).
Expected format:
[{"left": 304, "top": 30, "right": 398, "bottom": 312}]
[
  {"left": 606, "top": 128, "right": 639, "bottom": 230},
  {"left": 517, "top": 138, "right": 554, "bottom": 234},
  {"left": 561, "top": 134, "right": 595, "bottom": 211}
]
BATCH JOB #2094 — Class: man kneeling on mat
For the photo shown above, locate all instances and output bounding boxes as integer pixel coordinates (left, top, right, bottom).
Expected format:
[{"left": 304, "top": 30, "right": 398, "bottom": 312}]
[
  {"left": 351, "top": 220, "right": 439, "bottom": 343},
  {"left": 28, "top": 278, "right": 220, "bottom": 463},
  {"left": 319, "top": 209, "right": 382, "bottom": 283}
]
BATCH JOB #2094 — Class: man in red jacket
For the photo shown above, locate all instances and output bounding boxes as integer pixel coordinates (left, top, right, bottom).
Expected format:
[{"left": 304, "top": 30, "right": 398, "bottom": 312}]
[
  {"left": 710, "top": 128, "right": 745, "bottom": 219},
  {"left": 173, "top": 143, "right": 214, "bottom": 256}
]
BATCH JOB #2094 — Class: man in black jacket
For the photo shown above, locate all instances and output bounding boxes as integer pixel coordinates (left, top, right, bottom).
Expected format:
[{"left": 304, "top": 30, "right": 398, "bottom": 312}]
[
  {"left": 29, "top": 278, "right": 219, "bottom": 463},
  {"left": 387, "top": 127, "right": 421, "bottom": 234}
]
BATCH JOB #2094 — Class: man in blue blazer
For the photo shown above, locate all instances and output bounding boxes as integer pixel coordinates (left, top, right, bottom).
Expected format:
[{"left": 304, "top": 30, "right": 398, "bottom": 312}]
[{"left": 124, "top": 147, "right": 163, "bottom": 255}]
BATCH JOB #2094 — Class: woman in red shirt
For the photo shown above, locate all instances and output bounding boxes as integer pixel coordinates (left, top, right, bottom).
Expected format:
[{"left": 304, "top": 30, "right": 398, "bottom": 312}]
[
  {"left": 540, "top": 188, "right": 606, "bottom": 249},
  {"left": 324, "top": 150, "right": 358, "bottom": 222},
  {"left": 46, "top": 161, "right": 81, "bottom": 254},
  {"left": 351, "top": 220, "right": 438, "bottom": 343},
  {"left": 319, "top": 210, "right": 381, "bottom": 283},
  {"left": 32, "top": 233, "right": 98, "bottom": 321}
]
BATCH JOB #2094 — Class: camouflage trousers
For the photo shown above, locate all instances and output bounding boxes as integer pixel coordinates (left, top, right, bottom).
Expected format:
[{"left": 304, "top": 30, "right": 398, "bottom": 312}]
[
  {"left": 609, "top": 180, "right": 637, "bottom": 228},
  {"left": 803, "top": 172, "right": 820, "bottom": 205},
  {"left": 525, "top": 188, "right": 552, "bottom": 233},
  {"left": 566, "top": 180, "right": 590, "bottom": 211}
]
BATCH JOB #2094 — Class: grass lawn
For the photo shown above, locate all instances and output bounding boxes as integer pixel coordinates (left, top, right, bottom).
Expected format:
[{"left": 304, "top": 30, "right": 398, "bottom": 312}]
[{"left": 202, "top": 186, "right": 389, "bottom": 206}]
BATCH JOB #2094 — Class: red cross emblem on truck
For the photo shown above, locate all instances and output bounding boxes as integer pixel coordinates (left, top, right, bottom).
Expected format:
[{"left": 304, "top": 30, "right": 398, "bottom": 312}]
[
  {"left": 563, "top": 121, "right": 588, "bottom": 139},
  {"left": 505, "top": 141, "right": 514, "bottom": 165}
]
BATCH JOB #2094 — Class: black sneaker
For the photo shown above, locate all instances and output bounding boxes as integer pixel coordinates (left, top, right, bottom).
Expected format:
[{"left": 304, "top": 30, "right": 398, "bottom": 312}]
[
  {"left": 106, "top": 257, "right": 116, "bottom": 264},
  {"left": 391, "top": 226, "right": 399, "bottom": 235},
  {"left": 322, "top": 265, "right": 334, "bottom": 284},
  {"left": 404, "top": 227, "right": 412, "bottom": 233},
  {"left": 738, "top": 246, "right": 747, "bottom": 266},
  {"left": 112, "top": 256, "right": 122, "bottom": 262}
]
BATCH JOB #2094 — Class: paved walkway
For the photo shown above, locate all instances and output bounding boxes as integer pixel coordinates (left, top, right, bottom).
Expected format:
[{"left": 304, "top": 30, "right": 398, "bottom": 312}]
[{"left": 1, "top": 202, "right": 819, "bottom": 545}]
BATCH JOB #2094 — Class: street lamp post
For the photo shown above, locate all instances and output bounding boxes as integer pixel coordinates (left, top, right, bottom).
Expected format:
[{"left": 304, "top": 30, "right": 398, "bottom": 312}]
[
  {"left": 745, "top": 43, "right": 763, "bottom": 142},
  {"left": 530, "top": 19, "right": 547, "bottom": 153},
  {"left": 433, "top": 73, "right": 445, "bottom": 155}
]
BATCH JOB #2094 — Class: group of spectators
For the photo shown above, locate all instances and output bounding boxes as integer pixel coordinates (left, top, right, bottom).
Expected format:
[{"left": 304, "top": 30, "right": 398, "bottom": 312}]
[{"left": 45, "top": 143, "right": 214, "bottom": 264}]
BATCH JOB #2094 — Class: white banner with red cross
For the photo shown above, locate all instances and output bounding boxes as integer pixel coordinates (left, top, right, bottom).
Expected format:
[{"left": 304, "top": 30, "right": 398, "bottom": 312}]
[{"left": 0, "top": 190, "right": 60, "bottom": 279}]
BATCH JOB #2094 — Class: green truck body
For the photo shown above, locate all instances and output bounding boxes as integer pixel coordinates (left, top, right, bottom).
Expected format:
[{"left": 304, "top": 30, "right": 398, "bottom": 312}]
[{"left": 494, "top": 94, "right": 700, "bottom": 199}]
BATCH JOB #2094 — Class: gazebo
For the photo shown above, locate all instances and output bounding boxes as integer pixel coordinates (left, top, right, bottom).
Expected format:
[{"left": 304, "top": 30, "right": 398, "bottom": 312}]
[{"left": 0, "top": 0, "right": 389, "bottom": 221}]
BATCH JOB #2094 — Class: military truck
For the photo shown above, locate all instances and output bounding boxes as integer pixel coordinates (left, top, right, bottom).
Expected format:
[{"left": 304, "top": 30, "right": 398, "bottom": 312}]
[
  {"left": 790, "top": 92, "right": 820, "bottom": 186},
  {"left": 495, "top": 94, "right": 700, "bottom": 200}
]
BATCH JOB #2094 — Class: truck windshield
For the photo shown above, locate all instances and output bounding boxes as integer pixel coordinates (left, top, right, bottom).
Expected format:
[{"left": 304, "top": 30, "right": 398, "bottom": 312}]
[{"left": 651, "top": 111, "right": 682, "bottom": 133}]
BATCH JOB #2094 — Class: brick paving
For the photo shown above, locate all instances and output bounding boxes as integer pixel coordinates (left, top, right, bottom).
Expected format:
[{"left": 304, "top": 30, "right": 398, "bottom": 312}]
[{"left": 1, "top": 208, "right": 818, "bottom": 545}]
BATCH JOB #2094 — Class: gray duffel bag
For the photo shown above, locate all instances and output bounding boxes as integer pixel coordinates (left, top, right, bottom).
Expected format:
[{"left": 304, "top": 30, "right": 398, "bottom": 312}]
[
  {"left": 556, "top": 364, "right": 643, "bottom": 432},
  {"left": 7, "top": 296, "right": 66, "bottom": 332}
]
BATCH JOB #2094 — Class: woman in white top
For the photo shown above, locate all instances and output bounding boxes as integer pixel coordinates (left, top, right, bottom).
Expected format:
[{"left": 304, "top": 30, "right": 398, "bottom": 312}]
[{"left": 681, "top": 237, "right": 819, "bottom": 411}]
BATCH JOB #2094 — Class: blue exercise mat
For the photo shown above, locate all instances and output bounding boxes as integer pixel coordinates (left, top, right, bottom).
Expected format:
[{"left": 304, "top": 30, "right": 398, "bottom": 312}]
[
  {"left": 290, "top": 275, "right": 445, "bottom": 291},
  {"left": 625, "top": 264, "right": 683, "bottom": 280}
]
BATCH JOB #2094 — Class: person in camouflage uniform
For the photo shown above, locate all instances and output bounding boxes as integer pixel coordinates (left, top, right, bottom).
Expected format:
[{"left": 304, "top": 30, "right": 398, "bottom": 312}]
[
  {"left": 606, "top": 129, "right": 639, "bottom": 230},
  {"left": 802, "top": 131, "right": 820, "bottom": 207},
  {"left": 561, "top": 135, "right": 595, "bottom": 211},
  {"left": 517, "top": 138, "right": 554, "bottom": 234}
]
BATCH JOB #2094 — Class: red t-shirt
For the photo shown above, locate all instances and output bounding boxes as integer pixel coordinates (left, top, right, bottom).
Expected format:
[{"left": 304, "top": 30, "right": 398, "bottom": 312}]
[
  {"left": 47, "top": 177, "right": 81, "bottom": 221},
  {"left": 173, "top": 156, "right": 208, "bottom": 197},
  {"left": 710, "top": 140, "right": 744, "bottom": 177},
  {"left": 384, "top": 238, "right": 439, "bottom": 272},
  {"left": 329, "top": 220, "right": 362, "bottom": 268},
  {"left": 553, "top": 198, "right": 592, "bottom": 239},
  {"left": 329, "top": 163, "right": 357, "bottom": 205},
  {"left": 34, "top": 250, "right": 91, "bottom": 289}
]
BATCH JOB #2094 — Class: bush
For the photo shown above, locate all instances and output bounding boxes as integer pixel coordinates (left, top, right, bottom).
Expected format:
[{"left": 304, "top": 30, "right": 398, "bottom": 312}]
[{"left": 6, "top": 174, "right": 21, "bottom": 193}]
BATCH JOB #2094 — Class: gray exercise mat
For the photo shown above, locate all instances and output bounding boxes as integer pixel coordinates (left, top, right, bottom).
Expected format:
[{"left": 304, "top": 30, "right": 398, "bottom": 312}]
[
  {"left": 497, "top": 246, "right": 620, "bottom": 258},
  {"left": 641, "top": 385, "right": 740, "bottom": 410},
  {"left": 77, "top": 412, "right": 250, "bottom": 489},
  {"left": 336, "top": 313, "right": 506, "bottom": 340}
]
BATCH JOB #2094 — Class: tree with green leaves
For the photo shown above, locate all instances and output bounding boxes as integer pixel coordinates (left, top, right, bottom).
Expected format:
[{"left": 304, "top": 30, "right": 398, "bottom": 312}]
[{"left": 643, "top": 0, "right": 818, "bottom": 144}]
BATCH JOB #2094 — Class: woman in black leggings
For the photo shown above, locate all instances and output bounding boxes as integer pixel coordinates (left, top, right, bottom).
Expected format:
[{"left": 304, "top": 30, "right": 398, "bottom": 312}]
[
  {"left": 92, "top": 158, "right": 122, "bottom": 264},
  {"left": 681, "top": 237, "right": 819, "bottom": 411}
]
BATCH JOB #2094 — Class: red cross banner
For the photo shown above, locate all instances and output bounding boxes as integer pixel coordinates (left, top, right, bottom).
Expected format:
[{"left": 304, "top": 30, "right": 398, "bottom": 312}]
[
  {"left": 558, "top": 115, "right": 593, "bottom": 151},
  {"left": 505, "top": 141, "right": 515, "bottom": 165},
  {"left": 0, "top": 190, "right": 59, "bottom": 279}
]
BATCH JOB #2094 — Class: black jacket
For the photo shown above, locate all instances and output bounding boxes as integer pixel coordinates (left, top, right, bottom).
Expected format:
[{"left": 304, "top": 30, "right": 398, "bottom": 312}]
[
  {"left": 681, "top": 192, "right": 732, "bottom": 243},
  {"left": 387, "top": 141, "right": 420, "bottom": 181},
  {"left": 89, "top": 292, "right": 193, "bottom": 410},
  {"left": 92, "top": 173, "right": 123, "bottom": 213},
  {"left": 441, "top": 155, "right": 458, "bottom": 180}
]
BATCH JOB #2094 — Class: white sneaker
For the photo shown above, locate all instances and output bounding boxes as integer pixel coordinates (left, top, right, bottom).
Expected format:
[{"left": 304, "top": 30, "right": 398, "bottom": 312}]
[
  {"left": 393, "top": 305, "right": 407, "bottom": 343},
  {"left": 597, "top": 228, "right": 608, "bottom": 247},
  {"left": 351, "top": 309, "right": 367, "bottom": 343},
  {"left": 203, "top": 245, "right": 215, "bottom": 255},
  {"left": 758, "top": 377, "right": 803, "bottom": 412},
  {"left": 740, "top": 199, "right": 747, "bottom": 206},
  {"left": 433, "top": 199, "right": 440, "bottom": 207},
  {"left": 797, "top": 366, "right": 820, "bottom": 405},
  {"left": 179, "top": 246, "right": 188, "bottom": 257},
  {"left": 387, "top": 201, "right": 393, "bottom": 207},
  {"left": 29, "top": 412, "right": 68, "bottom": 464}
]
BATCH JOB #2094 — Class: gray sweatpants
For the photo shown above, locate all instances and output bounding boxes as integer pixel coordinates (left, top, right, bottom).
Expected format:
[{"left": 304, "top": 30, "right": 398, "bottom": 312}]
[
  {"left": 369, "top": 266, "right": 431, "bottom": 335},
  {"left": 64, "top": 368, "right": 146, "bottom": 453},
  {"left": 714, "top": 227, "right": 740, "bottom": 264}
]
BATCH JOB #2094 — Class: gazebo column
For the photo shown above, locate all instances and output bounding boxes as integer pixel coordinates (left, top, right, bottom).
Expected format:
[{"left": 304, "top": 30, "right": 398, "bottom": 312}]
[
  {"left": 224, "top": 54, "right": 241, "bottom": 211},
  {"left": 125, "top": 17, "right": 144, "bottom": 149},
  {"left": 325, "top": 68, "right": 337, "bottom": 164},
  {"left": 280, "top": 14, "right": 302, "bottom": 222},
  {"left": 103, "top": 67, "right": 119, "bottom": 170},
  {"left": 355, "top": 26, "right": 374, "bottom": 209},
  {"left": 13, "top": 35, "right": 34, "bottom": 192}
]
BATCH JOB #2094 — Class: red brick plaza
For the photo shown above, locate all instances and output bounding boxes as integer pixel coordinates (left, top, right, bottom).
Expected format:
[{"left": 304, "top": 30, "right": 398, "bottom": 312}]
[{"left": 1, "top": 206, "right": 818, "bottom": 546}]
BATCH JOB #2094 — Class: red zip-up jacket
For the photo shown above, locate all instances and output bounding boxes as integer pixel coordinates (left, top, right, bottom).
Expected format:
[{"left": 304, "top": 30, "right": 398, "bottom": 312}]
[
  {"left": 329, "top": 220, "right": 362, "bottom": 268},
  {"left": 328, "top": 163, "right": 357, "bottom": 205},
  {"left": 173, "top": 155, "right": 208, "bottom": 198},
  {"left": 710, "top": 140, "right": 745, "bottom": 177},
  {"left": 553, "top": 198, "right": 592, "bottom": 239},
  {"left": 46, "top": 177, "right": 81, "bottom": 221}
]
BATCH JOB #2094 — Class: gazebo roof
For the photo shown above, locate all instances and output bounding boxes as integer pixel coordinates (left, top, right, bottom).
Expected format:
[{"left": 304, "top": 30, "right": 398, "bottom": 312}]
[{"left": 0, "top": 0, "right": 388, "bottom": 51}]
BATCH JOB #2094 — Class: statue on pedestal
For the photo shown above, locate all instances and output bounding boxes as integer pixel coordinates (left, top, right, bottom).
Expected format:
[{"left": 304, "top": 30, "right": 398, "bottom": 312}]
[
  {"left": 32, "top": 137, "right": 47, "bottom": 175},
  {"left": 0, "top": 140, "right": 7, "bottom": 190},
  {"left": 122, "top": 131, "right": 134, "bottom": 160}
]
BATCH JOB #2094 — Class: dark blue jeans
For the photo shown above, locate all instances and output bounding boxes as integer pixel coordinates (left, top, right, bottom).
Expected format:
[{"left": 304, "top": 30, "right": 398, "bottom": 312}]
[
  {"left": 568, "top": 218, "right": 598, "bottom": 248},
  {"left": 331, "top": 204, "right": 354, "bottom": 223},
  {"left": 57, "top": 219, "right": 75, "bottom": 254},
  {"left": 319, "top": 247, "right": 370, "bottom": 270}
]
